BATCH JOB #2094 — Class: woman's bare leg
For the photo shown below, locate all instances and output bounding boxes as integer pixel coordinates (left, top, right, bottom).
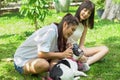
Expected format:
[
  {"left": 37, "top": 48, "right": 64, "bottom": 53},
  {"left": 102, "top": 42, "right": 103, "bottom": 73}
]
[
  {"left": 49, "top": 59, "right": 59, "bottom": 70},
  {"left": 83, "top": 46, "right": 109, "bottom": 65},
  {"left": 23, "top": 58, "right": 49, "bottom": 74}
]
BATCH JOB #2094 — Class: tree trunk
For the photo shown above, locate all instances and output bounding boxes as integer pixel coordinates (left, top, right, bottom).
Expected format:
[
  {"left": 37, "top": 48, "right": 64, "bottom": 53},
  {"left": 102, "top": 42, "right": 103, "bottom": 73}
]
[
  {"left": 34, "top": 17, "right": 38, "bottom": 31},
  {"left": 0, "top": 0, "right": 2, "bottom": 9},
  {"left": 101, "top": 0, "right": 112, "bottom": 19},
  {"left": 101, "top": 0, "right": 120, "bottom": 20},
  {"left": 116, "top": 4, "right": 120, "bottom": 20}
]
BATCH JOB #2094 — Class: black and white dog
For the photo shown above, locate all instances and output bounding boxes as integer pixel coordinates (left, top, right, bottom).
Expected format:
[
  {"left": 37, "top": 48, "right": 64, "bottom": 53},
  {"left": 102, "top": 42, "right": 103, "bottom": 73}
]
[
  {"left": 49, "top": 44, "right": 89, "bottom": 80},
  {"left": 49, "top": 58, "right": 87, "bottom": 80}
]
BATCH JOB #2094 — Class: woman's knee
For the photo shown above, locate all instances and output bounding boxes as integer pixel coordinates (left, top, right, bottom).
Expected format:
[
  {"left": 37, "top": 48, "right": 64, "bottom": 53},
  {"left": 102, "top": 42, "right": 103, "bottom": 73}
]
[
  {"left": 23, "top": 58, "right": 49, "bottom": 74},
  {"left": 36, "top": 59, "right": 49, "bottom": 71},
  {"left": 102, "top": 46, "right": 109, "bottom": 54}
]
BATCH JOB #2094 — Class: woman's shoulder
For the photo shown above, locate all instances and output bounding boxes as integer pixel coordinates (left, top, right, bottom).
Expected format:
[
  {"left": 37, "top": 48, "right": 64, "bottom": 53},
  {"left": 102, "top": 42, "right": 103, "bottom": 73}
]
[
  {"left": 76, "top": 23, "right": 84, "bottom": 31},
  {"left": 36, "top": 23, "right": 57, "bottom": 33},
  {"left": 47, "top": 23, "right": 58, "bottom": 33}
]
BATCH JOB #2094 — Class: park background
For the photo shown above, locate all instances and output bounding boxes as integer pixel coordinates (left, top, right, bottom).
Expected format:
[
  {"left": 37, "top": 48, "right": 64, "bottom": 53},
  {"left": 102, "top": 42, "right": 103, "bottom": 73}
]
[{"left": 0, "top": 0, "right": 120, "bottom": 80}]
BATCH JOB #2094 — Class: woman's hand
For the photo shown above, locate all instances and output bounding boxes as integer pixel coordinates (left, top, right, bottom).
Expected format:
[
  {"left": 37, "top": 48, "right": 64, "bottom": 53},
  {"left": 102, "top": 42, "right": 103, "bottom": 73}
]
[{"left": 62, "top": 46, "right": 73, "bottom": 58}]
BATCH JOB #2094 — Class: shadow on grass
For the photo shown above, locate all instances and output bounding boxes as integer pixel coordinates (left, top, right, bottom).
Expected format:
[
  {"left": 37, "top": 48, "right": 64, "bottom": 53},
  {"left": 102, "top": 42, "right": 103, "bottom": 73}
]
[
  {"left": 0, "top": 31, "right": 33, "bottom": 59},
  {"left": 94, "top": 15, "right": 120, "bottom": 29},
  {"left": 85, "top": 41, "right": 96, "bottom": 47},
  {"left": 68, "top": 9, "right": 77, "bottom": 13},
  {"left": 103, "top": 36, "right": 120, "bottom": 61},
  {"left": 83, "top": 36, "right": 120, "bottom": 80},
  {"left": 1, "top": 30, "right": 120, "bottom": 80},
  {"left": 104, "top": 36, "right": 120, "bottom": 44},
  {"left": 0, "top": 31, "right": 40, "bottom": 80},
  {"left": 0, "top": 61, "right": 42, "bottom": 80},
  {"left": 0, "top": 34, "right": 15, "bottom": 39},
  {"left": 81, "top": 36, "right": 120, "bottom": 80},
  {"left": 0, "top": 31, "right": 33, "bottom": 39}
]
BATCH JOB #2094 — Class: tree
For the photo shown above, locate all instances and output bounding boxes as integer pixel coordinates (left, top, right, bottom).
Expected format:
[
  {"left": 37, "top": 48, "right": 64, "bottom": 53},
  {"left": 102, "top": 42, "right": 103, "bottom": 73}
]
[
  {"left": 20, "top": 0, "right": 49, "bottom": 30},
  {"left": 101, "top": 0, "right": 120, "bottom": 20},
  {"left": 92, "top": 0, "right": 105, "bottom": 17}
]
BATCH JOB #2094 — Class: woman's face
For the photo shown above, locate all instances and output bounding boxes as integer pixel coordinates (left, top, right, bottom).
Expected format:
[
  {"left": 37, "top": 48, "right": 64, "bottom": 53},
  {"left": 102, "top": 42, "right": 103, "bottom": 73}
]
[
  {"left": 79, "top": 8, "right": 91, "bottom": 21},
  {"left": 63, "top": 22, "right": 77, "bottom": 39}
]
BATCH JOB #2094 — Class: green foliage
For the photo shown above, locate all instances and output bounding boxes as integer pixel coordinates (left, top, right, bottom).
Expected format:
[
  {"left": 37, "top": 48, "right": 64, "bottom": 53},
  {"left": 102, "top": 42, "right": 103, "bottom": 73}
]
[
  {"left": 92, "top": 0, "right": 105, "bottom": 10},
  {"left": 53, "top": 0, "right": 57, "bottom": 2},
  {"left": 20, "top": 0, "right": 49, "bottom": 30},
  {"left": 113, "top": 0, "right": 120, "bottom": 4},
  {"left": 20, "top": 0, "right": 48, "bottom": 21}
]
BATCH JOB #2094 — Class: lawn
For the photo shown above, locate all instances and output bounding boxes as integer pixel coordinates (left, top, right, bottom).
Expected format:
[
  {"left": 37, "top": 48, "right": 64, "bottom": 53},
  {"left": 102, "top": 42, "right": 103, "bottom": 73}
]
[{"left": 0, "top": 6, "right": 120, "bottom": 80}]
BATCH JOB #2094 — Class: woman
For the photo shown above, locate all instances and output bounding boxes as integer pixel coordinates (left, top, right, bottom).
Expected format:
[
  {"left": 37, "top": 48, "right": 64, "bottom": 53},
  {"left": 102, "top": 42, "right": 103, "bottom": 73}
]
[
  {"left": 68, "top": 0, "right": 109, "bottom": 65},
  {"left": 14, "top": 13, "right": 79, "bottom": 75}
]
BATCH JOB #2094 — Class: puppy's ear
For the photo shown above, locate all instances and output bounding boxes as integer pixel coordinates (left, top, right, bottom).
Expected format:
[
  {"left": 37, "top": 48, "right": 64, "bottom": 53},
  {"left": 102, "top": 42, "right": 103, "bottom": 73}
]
[{"left": 58, "top": 60, "right": 71, "bottom": 68}]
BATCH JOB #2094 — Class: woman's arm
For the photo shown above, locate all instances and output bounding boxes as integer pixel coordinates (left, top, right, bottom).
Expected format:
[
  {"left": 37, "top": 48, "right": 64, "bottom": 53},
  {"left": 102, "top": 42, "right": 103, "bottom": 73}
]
[
  {"left": 38, "top": 51, "right": 64, "bottom": 60},
  {"left": 38, "top": 47, "right": 73, "bottom": 60},
  {"left": 79, "top": 26, "right": 88, "bottom": 49}
]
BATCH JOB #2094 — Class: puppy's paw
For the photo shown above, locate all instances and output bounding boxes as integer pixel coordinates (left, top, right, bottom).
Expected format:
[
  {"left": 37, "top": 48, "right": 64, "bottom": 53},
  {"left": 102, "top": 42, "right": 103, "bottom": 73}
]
[{"left": 74, "top": 71, "right": 88, "bottom": 77}]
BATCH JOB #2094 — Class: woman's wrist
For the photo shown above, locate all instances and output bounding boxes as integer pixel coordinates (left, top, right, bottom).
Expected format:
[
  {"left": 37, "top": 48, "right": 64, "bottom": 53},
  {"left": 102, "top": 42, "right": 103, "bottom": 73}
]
[{"left": 59, "top": 52, "right": 65, "bottom": 59}]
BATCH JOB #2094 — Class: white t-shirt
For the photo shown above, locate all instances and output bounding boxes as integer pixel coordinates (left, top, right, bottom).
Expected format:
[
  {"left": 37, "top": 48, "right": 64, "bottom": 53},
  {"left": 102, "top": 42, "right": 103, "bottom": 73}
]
[
  {"left": 14, "top": 23, "right": 59, "bottom": 67},
  {"left": 67, "top": 23, "right": 84, "bottom": 44}
]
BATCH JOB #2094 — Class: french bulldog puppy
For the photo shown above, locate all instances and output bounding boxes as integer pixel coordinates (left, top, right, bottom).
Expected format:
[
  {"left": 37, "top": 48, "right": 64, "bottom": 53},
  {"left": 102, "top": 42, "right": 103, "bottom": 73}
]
[{"left": 49, "top": 58, "right": 87, "bottom": 80}]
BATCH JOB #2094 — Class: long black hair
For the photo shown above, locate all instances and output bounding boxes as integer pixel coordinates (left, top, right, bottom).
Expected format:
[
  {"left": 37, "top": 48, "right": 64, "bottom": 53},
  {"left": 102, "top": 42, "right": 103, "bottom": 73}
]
[
  {"left": 55, "top": 13, "right": 79, "bottom": 52},
  {"left": 75, "top": 0, "right": 95, "bottom": 29}
]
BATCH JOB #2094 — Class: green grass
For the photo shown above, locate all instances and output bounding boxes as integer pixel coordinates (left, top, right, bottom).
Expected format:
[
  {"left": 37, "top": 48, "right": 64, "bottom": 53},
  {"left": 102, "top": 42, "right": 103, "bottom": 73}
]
[{"left": 0, "top": 6, "right": 120, "bottom": 80}]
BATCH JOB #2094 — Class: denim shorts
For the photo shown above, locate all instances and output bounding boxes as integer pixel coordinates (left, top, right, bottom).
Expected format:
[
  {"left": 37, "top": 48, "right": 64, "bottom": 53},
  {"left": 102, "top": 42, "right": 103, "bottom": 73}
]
[{"left": 14, "top": 63, "right": 23, "bottom": 74}]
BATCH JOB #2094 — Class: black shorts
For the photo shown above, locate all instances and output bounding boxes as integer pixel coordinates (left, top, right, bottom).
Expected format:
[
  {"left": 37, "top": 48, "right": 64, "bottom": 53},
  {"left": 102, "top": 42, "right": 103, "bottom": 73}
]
[{"left": 14, "top": 63, "right": 23, "bottom": 74}]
